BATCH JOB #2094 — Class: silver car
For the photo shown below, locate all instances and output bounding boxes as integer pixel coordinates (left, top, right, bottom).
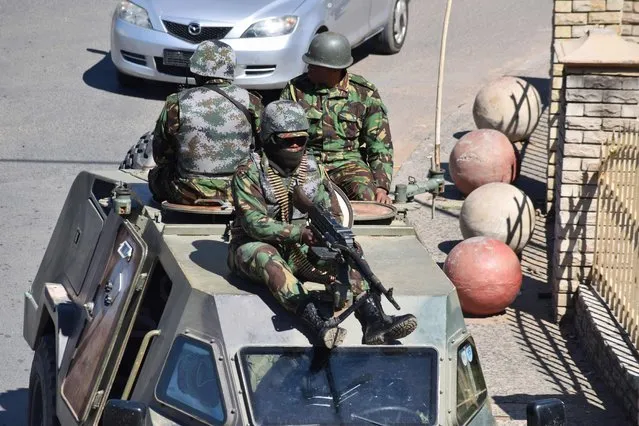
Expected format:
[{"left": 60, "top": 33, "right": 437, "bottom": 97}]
[{"left": 110, "top": 0, "right": 410, "bottom": 90}]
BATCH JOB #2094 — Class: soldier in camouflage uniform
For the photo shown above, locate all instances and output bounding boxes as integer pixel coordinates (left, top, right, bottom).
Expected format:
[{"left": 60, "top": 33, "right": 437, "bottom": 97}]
[
  {"left": 149, "top": 40, "right": 264, "bottom": 205},
  {"left": 280, "top": 32, "right": 394, "bottom": 204},
  {"left": 228, "top": 100, "right": 417, "bottom": 348}
]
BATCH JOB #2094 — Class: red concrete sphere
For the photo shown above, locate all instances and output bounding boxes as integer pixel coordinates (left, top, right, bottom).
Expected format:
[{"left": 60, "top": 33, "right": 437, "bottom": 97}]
[
  {"left": 443, "top": 236, "right": 522, "bottom": 316},
  {"left": 449, "top": 129, "right": 518, "bottom": 195}
]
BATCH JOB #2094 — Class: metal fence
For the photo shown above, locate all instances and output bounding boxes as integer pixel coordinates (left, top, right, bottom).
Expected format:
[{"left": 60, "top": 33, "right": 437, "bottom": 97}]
[{"left": 592, "top": 126, "right": 639, "bottom": 350}]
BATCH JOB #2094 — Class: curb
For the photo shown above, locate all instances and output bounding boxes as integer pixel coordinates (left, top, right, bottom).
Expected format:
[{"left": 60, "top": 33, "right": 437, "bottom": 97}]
[{"left": 575, "top": 284, "right": 639, "bottom": 425}]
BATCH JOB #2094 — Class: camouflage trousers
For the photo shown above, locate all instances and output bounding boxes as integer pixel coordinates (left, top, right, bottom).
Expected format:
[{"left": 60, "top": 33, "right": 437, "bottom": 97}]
[
  {"left": 228, "top": 241, "right": 369, "bottom": 312},
  {"left": 323, "top": 159, "right": 377, "bottom": 201},
  {"left": 148, "top": 165, "right": 232, "bottom": 205}
]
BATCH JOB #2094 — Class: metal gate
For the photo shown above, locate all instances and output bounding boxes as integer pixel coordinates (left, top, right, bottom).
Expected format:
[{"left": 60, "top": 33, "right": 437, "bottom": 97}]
[{"left": 592, "top": 126, "right": 639, "bottom": 349}]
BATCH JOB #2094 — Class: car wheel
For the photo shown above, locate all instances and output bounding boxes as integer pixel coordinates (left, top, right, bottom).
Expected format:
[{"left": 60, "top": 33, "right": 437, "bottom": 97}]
[
  {"left": 116, "top": 69, "right": 143, "bottom": 88},
  {"left": 376, "top": 0, "right": 409, "bottom": 54},
  {"left": 28, "top": 335, "right": 60, "bottom": 426}
]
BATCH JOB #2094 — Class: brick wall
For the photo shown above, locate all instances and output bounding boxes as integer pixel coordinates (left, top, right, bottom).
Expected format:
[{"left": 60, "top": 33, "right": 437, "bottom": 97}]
[
  {"left": 622, "top": 0, "right": 639, "bottom": 42},
  {"left": 552, "top": 63, "right": 639, "bottom": 318},
  {"left": 548, "top": 0, "right": 639, "bottom": 213},
  {"left": 550, "top": 29, "right": 639, "bottom": 318}
]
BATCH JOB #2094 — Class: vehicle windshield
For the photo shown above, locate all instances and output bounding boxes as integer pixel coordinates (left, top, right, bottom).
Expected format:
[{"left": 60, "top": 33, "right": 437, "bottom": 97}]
[{"left": 239, "top": 346, "right": 438, "bottom": 426}]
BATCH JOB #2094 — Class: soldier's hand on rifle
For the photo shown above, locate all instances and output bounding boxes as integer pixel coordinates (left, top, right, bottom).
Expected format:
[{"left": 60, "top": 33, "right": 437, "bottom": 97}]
[
  {"left": 301, "top": 227, "right": 318, "bottom": 246},
  {"left": 375, "top": 188, "right": 392, "bottom": 205}
]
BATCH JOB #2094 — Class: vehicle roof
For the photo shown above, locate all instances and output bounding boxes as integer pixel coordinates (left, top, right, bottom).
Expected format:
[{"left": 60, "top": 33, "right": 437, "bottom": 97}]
[
  {"left": 90, "top": 170, "right": 463, "bottom": 361},
  {"left": 163, "top": 233, "right": 453, "bottom": 297}
]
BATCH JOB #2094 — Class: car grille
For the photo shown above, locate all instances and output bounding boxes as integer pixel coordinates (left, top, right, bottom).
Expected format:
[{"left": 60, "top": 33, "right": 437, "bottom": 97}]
[{"left": 163, "top": 20, "right": 232, "bottom": 44}]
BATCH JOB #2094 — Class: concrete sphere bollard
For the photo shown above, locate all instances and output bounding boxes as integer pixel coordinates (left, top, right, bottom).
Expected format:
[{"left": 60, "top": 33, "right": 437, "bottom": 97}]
[
  {"left": 449, "top": 129, "right": 518, "bottom": 196},
  {"left": 443, "top": 236, "right": 522, "bottom": 316},
  {"left": 472, "top": 76, "right": 542, "bottom": 142},
  {"left": 459, "top": 182, "right": 536, "bottom": 253}
]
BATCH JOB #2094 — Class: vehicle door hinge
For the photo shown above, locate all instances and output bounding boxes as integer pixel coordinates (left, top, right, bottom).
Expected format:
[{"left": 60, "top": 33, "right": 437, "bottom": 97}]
[
  {"left": 135, "top": 272, "right": 148, "bottom": 291},
  {"left": 91, "top": 390, "right": 105, "bottom": 409}
]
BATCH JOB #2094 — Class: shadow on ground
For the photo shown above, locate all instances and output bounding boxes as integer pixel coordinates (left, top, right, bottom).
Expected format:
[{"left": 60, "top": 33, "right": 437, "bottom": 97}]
[
  {"left": 453, "top": 130, "right": 471, "bottom": 140},
  {"left": 0, "top": 388, "right": 27, "bottom": 426},
  {"left": 438, "top": 239, "right": 462, "bottom": 256},
  {"left": 83, "top": 49, "right": 178, "bottom": 101},
  {"left": 492, "top": 392, "right": 615, "bottom": 423},
  {"left": 498, "top": 309, "right": 633, "bottom": 425}
]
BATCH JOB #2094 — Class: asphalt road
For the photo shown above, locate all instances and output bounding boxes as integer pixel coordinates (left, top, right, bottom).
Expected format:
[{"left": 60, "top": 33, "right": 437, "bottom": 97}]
[{"left": 0, "top": 0, "right": 559, "bottom": 424}]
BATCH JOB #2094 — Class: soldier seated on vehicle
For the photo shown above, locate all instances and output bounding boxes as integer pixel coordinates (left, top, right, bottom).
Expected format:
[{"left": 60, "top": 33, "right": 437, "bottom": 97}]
[
  {"left": 280, "top": 31, "right": 394, "bottom": 205},
  {"left": 148, "top": 40, "right": 264, "bottom": 206},
  {"left": 227, "top": 100, "right": 416, "bottom": 349}
]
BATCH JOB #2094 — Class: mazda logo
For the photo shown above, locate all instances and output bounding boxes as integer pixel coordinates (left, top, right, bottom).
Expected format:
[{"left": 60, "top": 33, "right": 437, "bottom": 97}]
[{"left": 187, "top": 22, "right": 201, "bottom": 36}]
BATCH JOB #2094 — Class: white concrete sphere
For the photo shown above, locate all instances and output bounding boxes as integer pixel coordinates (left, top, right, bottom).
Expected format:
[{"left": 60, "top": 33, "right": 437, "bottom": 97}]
[
  {"left": 459, "top": 182, "right": 536, "bottom": 253},
  {"left": 472, "top": 76, "right": 542, "bottom": 142}
]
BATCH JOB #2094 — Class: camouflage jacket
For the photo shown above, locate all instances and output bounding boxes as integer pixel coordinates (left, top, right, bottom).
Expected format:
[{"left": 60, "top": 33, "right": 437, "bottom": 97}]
[
  {"left": 280, "top": 72, "right": 393, "bottom": 192},
  {"left": 152, "top": 80, "right": 263, "bottom": 175},
  {"left": 230, "top": 152, "right": 342, "bottom": 248}
]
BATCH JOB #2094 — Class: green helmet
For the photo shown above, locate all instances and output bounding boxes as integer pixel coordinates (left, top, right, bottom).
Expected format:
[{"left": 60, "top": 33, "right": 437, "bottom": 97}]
[
  {"left": 260, "top": 100, "right": 309, "bottom": 143},
  {"left": 189, "top": 40, "right": 236, "bottom": 79},
  {"left": 302, "top": 31, "right": 353, "bottom": 69}
]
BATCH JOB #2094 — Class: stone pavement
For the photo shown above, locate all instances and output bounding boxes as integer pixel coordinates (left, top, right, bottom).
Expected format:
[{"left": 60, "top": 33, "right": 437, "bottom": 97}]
[{"left": 393, "top": 85, "right": 632, "bottom": 424}]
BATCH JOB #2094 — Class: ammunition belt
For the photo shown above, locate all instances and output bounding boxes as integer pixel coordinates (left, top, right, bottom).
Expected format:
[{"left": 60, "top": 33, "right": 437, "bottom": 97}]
[
  {"left": 265, "top": 156, "right": 307, "bottom": 222},
  {"left": 265, "top": 158, "right": 329, "bottom": 284},
  {"left": 288, "top": 248, "right": 332, "bottom": 284}
]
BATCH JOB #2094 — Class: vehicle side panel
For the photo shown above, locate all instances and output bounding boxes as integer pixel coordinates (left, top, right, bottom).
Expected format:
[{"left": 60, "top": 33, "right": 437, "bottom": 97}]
[
  {"left": 23, "top": 171, "right": 107, "bottom": 349},
  {"left": 370, "top": 0, "right": 392, "bottom": 33},
  {"left": 64, "top": 200, "right": 104, "bottom": 295},
  {"left": 324, "top": 0, "right": 371, "bottom": 43},
  {"left": 61, "top": 223, "right": 145, "bottom": 421}
]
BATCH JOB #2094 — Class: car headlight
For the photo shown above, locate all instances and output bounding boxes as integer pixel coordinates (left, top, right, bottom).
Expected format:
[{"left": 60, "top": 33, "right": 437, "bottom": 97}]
[
  {"left": 116, "top": 0, "right": 152, "bottom": 29},
  {"left": 241, "top": 16, "right": 298, "bottom": 38}
]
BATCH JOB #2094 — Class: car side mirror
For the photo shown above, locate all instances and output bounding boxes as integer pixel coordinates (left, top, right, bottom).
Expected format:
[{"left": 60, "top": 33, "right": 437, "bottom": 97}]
[
  {"left": 102, "top": 399, "right": 146, "bottom": 426},
  {"left": 526, "top": 398, "right": 566, "bottom": 426}
]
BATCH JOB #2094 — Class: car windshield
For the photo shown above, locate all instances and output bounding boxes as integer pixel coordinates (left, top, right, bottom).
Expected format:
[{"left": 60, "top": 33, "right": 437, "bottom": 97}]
[{"left": 239, "top": 346, "right": 438, "bottom": 426}]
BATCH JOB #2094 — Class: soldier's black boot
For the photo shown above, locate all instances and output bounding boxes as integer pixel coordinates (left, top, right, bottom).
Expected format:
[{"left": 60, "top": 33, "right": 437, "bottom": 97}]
[
  {"left": 356, "top": 295, "right": 418, "bottom": 345},
  {"left": 299, "top": 302, "right": 347, "bottom": 349}
]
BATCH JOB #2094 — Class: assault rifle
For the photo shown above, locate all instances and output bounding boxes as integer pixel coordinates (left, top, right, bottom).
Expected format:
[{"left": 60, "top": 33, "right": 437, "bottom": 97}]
[{"left": 293, "top": 186, "right": 401, "bottom": 323}]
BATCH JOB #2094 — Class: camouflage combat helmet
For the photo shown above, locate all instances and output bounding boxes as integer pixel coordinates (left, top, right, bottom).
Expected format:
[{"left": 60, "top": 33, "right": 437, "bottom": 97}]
[
  {"left": 260, "top": 100, "right": 309, "bottom": 143},
  {"left": 302, "top": 31, "right": 353, "bottom": 69},
  {"left": 189, "top": 40, "right": 236, "bottom": 79}
]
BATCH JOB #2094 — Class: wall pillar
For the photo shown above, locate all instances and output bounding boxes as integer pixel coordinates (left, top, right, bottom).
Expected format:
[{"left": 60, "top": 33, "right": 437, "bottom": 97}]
[
  {"left": 548, "top": 0, "right": 639, "bottom": 213},
  {"left": 551, "top": 29, "right": 639, "bottom": 319}
]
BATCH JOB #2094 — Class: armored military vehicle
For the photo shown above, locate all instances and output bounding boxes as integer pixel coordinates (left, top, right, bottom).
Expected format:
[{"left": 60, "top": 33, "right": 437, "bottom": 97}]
[{"left": 23, "top": 168, "right": 564, "bottom": 426}]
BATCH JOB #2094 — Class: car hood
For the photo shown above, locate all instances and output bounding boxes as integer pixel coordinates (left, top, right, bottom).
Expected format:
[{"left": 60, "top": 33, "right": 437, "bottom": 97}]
[{"left": 151, "top": 0, "right": 307, "bottom": 25}]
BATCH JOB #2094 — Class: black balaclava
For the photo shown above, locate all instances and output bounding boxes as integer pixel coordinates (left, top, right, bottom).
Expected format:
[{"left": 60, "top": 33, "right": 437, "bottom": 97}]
[{"left": 264, "top": 136, "right": 307, "bottom": 177}]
